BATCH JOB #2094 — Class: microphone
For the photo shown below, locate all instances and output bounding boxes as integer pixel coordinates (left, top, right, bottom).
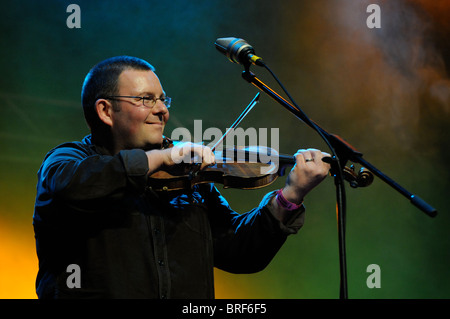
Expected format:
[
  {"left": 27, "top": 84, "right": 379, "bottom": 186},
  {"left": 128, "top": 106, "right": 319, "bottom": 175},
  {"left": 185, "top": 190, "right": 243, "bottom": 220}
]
[{"left": 215, "top": 37, "right": 264, "bottom": 66}]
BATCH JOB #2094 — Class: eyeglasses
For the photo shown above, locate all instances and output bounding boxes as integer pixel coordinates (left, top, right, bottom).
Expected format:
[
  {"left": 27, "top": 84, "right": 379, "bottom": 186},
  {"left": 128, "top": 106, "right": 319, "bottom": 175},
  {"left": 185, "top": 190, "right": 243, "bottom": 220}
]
[{"left": 103, "top": 95, "right": 172, "bottom": 108}]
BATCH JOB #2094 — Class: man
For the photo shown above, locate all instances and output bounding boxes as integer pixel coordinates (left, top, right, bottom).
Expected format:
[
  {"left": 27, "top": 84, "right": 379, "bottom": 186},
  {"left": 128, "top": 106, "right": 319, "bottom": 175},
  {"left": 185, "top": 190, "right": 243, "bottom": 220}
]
[{"left": 33, "top": 55, "right": 330, "bottom": 299}]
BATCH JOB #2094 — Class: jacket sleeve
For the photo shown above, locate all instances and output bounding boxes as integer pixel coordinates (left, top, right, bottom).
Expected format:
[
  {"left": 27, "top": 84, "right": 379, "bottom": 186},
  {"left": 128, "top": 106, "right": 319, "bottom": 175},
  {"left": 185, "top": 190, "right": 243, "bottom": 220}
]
[
  {"left": 206, "top": 185, "right": 305, "bottom": 274},
  {"left": 35, "top": 143, "right": 149, "bottom": 215}
]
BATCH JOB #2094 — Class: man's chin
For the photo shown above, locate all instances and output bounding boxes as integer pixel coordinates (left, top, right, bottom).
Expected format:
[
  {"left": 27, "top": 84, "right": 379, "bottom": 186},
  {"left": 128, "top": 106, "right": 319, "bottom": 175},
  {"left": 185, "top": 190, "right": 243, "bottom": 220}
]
[{"left": 142, "top": 139, "right": 164, "bottom": 151}]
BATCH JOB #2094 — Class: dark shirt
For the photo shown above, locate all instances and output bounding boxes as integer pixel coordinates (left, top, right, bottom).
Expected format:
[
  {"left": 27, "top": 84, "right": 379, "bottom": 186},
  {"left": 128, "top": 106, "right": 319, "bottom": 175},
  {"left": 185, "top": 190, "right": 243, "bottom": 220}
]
[{"left": 33, "top": 135, "right": 305, "bottom": 299}]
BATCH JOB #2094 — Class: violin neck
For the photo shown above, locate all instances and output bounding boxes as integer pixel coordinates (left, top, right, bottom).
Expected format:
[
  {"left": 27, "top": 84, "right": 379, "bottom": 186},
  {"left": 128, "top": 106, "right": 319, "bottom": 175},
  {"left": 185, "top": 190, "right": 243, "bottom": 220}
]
[
  {"left": 278, "top": 154, "right": 296, "bottom": 166},
  {"left": 218, "top": 148, "right": 295, "bottom": 166}
]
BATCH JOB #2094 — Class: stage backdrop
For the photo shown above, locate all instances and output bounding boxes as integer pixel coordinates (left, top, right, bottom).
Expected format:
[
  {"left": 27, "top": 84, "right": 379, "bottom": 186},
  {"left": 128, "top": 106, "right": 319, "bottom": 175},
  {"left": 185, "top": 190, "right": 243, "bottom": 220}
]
[{"left": 1, "top": 0, "right": 449, "bottom": 299}]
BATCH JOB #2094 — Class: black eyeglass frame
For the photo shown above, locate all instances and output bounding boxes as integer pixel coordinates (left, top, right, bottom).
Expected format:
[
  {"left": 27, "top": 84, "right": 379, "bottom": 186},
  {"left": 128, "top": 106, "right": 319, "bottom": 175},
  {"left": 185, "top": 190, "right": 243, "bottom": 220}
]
[{"left": 102, "top": 95, "right": 172, "bottom": 108}]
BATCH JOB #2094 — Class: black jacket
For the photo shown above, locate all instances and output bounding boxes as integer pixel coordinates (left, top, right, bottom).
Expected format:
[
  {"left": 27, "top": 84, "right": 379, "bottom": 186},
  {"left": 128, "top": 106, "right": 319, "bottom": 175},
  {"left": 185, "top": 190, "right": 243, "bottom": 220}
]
[{"left": 33, "top": 135, "right": 305, "bottom": 298}]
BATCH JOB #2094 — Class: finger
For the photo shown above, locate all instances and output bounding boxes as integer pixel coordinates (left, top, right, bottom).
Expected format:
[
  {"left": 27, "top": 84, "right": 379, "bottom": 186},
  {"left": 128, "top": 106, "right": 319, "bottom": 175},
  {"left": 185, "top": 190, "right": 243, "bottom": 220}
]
[
  {"left": 170, "top": 142, "right": 191, "bottom": 164},
  {"left": 187, "top": 143, "right": 204, "bottom": 163},
  {"left": 295, "top": 149, "right": 314, "bottom": 164},
  {"left": 200, "top": 148, "right": 214, "bottom": 169},
  {"left": 191, "top": 145, "right": 215, "bottom": 170},
  {"left": 311, "top": 150, "right": 332, "bottom": 169},
  {"left": 309, "top": 149, "right": 331, "bottom": 160},
  {"left": 307, "top": 150, "right": 332, "bottom": 172}
]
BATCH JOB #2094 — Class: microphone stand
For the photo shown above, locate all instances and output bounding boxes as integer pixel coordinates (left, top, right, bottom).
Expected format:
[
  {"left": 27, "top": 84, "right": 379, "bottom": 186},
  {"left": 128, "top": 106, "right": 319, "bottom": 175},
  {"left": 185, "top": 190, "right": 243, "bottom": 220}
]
[{"left": 240, "top": 67, "right": 437, "bottom": 299}]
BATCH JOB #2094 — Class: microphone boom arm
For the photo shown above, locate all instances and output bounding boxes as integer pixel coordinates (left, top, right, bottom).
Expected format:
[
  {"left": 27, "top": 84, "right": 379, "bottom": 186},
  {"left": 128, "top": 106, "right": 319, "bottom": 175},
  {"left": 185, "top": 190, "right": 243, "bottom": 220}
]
[{"left": 241, "top": 70, "right": 437, "bottom": 217}]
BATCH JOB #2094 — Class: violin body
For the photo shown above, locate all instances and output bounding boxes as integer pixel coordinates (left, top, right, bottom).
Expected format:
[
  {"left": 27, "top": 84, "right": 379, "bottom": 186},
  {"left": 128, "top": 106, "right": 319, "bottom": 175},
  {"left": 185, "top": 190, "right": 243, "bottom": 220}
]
[
  {"left": 148, "top": 161, "right": 278, "bottom": 192},
  {"left": 148, "top": 140, "right": 283, "bottom": 192}
]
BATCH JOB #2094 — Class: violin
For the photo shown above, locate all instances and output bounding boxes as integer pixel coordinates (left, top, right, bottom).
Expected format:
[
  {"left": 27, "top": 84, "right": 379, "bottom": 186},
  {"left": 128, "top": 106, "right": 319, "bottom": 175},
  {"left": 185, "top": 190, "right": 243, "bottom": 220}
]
[
  {"left": 148, "top": 93, "right": 373, "bottom": 192},
  {"left": 147, "top": 138, "right": 373, "bottom": 192},
  {"left": 148, "top": 140, "right": 289, "bottom": 191}
]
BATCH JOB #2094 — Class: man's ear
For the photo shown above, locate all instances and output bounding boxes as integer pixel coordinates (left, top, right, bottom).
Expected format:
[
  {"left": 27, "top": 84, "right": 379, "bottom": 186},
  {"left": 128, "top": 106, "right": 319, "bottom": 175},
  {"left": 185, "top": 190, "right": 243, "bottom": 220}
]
[{"left": 95, "top": 99, "right": 114, "bottom": 127}]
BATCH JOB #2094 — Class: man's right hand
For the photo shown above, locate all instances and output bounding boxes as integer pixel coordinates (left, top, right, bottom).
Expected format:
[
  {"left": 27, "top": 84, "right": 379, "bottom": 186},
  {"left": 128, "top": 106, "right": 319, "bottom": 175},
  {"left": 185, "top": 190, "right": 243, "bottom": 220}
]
[{"left": 146, "top": 142, "right": 216, "bottom": 175}]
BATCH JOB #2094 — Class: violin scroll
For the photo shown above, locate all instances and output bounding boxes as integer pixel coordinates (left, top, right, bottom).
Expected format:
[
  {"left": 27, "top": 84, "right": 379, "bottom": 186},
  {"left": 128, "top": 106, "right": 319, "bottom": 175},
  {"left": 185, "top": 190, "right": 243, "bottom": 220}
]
[
  {"left": 322, "top": 156, "right": 374, "bottom": 188},
  {"left": 343, "top": 165, "right": 374, "bottom": 188}
]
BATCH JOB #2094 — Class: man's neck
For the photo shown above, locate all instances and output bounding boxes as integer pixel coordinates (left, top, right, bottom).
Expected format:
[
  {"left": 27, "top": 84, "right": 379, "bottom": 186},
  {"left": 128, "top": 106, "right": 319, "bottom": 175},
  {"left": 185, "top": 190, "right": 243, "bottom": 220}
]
[{"left": 91, "top": 131, "right": 116, "bottom": 155}]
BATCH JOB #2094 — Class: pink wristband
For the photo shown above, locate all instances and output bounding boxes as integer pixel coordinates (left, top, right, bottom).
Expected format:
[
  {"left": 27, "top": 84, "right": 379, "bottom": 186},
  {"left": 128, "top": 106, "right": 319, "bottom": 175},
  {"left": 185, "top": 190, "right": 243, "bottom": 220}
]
[{"left": 275, "top": 189, "right": 303, "bottom": 211}]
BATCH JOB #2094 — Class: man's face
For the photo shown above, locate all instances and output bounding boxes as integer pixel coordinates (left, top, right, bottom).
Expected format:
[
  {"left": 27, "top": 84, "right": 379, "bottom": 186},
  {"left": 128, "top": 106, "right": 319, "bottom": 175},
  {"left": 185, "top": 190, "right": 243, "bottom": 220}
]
[{"left": 110, "top": 69, "right": 169, "bottom": 151}]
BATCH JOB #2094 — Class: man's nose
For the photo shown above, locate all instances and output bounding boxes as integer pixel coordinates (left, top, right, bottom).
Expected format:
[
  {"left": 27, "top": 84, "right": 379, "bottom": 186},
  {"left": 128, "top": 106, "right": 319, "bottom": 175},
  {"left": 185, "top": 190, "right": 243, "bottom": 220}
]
[{"left": 152, "top": 99, "right": 169, "bottom": 114}]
